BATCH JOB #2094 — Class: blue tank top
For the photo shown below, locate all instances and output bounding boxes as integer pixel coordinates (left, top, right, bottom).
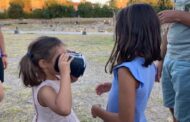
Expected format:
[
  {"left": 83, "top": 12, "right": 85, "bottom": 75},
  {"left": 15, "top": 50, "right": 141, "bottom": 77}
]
[{"left": 107, "top": 57, "right": 156, "bottom": 122}]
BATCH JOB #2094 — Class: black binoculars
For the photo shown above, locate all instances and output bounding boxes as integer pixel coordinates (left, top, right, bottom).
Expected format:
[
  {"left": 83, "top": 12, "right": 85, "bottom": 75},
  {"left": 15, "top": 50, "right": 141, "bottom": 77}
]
[{"left": 54, "top": 52, "right": 86, "bottom": 78}]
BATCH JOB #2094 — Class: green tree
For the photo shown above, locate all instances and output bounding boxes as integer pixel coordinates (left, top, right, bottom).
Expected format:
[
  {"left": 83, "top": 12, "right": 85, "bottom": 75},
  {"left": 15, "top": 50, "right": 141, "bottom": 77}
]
[
  {"left": 157, "top": 0, "right": 173, "bottom": 12},
  {"left": 108, "top": 0, "right": 117, "bottom": 9},
  {"left": 78, "top": 2, "right": 94, "bottom": 17},
  {"left": 8, "top": 3, "right": 24, "bottom": 18},
  {"left": 101, "top": 5, "right": 113, "bottom": 17},
  {"left": 0, "top": 12, "right": 8, "bottom": 19},
  {"left": 41, "top": 4, "right": 75, "bottom": 19},
  {"left": 32, "top": 9, "right": 44, "bottom": 18}
]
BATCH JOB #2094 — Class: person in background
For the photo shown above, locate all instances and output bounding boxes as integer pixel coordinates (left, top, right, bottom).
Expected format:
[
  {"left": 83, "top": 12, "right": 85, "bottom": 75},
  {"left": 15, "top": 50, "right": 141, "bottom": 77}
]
[
  {"left": 0, "top": 26, "right": 8, "bottom": 83},
  {"left": 0, "top": 25, "right": 8, "bottom": 102},
  {"left": 157, "top": 0, "right": 190, "bottom": 122}
]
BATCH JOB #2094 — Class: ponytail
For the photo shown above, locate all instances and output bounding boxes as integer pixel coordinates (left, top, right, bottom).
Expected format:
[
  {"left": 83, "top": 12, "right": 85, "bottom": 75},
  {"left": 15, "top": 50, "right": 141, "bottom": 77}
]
[{"left": 19, "top": 54, "right": 44, "bottom": 87}]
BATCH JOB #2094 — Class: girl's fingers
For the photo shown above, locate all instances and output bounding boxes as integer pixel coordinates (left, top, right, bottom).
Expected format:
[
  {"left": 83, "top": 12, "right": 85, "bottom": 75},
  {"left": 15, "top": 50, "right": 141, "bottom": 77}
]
[
  {"left": 97, "top": 92, "right": 101, "bottom": 95},
  {"left": 63, "top": 54, "right": 69, "bottom": 61},
  {"left": 59, "top": 53, "right": 66, "bottom": 60},
  {"left": 60, "top": 53, "right": 70, "bottom": 62},
  {"left": 68, "top": 57, "right": 74, "bottom": 64}
]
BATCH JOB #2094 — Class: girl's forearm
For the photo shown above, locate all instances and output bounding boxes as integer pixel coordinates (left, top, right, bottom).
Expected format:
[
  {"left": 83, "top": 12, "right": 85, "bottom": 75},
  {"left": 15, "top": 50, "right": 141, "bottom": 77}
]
[
  {"left": 56, "top": 74, "right": 72, "bottom": 115},
  {"left": 0, "top": 82, "right": 4, "bottom": 101},
  {"left": 96, "top": 108, "right": 120, "bottom": 122},
  {"left": 0, "top": 30, "right": 6, "bottom": 54}
]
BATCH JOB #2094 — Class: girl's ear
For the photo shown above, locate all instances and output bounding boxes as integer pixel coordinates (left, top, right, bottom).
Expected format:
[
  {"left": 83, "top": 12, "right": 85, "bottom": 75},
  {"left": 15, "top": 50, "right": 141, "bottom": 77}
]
[{"left": 38, "top": 59, "right": 48, "bottom": 69}]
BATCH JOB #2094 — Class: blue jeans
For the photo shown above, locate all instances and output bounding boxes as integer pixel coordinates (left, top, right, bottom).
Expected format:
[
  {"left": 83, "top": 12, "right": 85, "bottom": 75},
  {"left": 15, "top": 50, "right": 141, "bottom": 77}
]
[{"left": 162, "top": 56, "right": 190, "bottom": 122}]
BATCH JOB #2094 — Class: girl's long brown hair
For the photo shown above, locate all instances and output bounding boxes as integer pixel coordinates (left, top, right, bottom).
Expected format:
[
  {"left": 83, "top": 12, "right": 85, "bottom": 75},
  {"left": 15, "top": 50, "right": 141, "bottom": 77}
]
[
  {"left": 105, "top": 4, "right": 161, "bottom": 73},
  {"left": 19, "top": 36, "right": 64, "bottom": 87}
]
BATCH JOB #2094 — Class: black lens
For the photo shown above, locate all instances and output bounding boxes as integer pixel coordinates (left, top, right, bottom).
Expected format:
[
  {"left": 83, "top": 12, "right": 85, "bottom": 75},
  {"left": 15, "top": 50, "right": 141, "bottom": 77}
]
[
  {"left": 54, "top": 55, "right": 60, "bottom": 73},
  {"left": 54, "top": 53, "right": 86, "bottom": 78}
]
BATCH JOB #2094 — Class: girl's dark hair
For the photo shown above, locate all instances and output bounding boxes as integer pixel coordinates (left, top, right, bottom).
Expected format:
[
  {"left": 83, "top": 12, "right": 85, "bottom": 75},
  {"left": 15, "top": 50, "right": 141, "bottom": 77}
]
[
  {"left": 19, "top": 36, "right": 64, "bottom": 87},
  {"left": 105, "top": 4, "right": 161, "bottom": 73}
]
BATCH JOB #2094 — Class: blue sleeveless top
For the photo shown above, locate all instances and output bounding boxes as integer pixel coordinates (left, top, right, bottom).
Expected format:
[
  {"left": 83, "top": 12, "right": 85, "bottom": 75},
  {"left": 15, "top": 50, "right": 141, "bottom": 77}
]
[{"left": 107, "top": 57, "right": 156, "bottom": 122}]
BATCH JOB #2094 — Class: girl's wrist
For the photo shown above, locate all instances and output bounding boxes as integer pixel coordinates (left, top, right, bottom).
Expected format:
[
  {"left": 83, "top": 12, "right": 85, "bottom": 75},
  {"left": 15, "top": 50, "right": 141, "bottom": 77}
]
[
  {"left": 60, "top": 73, "right": 71, "bottom": 81},
  {"left": 93, "top": 105, "right": 103, "bottom": 117},
  {"left": 1, "top": 53, "right": 7, "bottom": 58},
  {"left": 60, "top": 71, "right": 70, "bottom": 76}
]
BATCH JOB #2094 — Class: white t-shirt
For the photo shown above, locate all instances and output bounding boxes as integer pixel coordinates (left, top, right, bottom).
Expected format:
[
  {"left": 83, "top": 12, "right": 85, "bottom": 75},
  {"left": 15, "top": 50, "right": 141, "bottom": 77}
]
[{"left": 32, "top": 80, "right": 80, "bottom": 122}]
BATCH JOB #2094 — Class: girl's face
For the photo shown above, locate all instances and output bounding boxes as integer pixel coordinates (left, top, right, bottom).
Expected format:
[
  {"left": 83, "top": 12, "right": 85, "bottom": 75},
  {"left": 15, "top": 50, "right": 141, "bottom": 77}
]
[
  {"left": 51, "top": 45, "right": 67, "bottom": 75},
  {"left": 44, "top": 45, "right": 66, "bottom": 79},
  {"left": 45, "top": 45, "right": 79, "bottom": 82}
]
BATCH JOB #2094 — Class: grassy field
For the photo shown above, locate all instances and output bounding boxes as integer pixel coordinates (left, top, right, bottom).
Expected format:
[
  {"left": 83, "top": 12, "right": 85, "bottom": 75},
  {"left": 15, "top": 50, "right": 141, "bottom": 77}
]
[
  {"left": 0, "top": 32, "right": 171, "bottom": 122},
  {"left": 1, "top": 33, "right": 114, "bottom": 122}
]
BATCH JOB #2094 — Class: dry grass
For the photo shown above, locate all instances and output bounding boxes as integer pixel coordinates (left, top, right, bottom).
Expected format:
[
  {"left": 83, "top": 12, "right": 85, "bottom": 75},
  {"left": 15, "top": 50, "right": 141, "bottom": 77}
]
[
  {"left": 0, "top": 26, "right": 171, "bottom": 122},
  {"left": 1, "top": 33, "right": 113, "bottom": 122}
]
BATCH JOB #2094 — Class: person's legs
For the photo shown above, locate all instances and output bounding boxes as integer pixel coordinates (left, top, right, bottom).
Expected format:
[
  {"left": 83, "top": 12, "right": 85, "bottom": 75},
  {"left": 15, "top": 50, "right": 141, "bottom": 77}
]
[
  {"left": 171, "top": 60, "right": 190, "bottom": 122},
  {"left": 162, "top": 57, "right": 177, "bottom": 122},
  {"left": 169, "top": 108, "right": 178, "bottom": 122},
  {"left": 0, "top": 81, "right": 4, "bottom": 101},
  {"left": 0, "top": 57, "right": 4, "bottom": 82}
]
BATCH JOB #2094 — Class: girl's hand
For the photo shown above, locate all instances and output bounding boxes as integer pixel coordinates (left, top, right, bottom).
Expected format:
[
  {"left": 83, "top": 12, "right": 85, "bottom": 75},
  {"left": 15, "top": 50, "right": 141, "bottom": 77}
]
[
  {"left": 71, "top": 75, "right": 78, "bottom": 83},
  {"left": 154, "top": 60, "right": 163, "bottom": 82},
  {"left": 91, "top": 104, "right": 101, "bottom": 118},
  {"left": 2, "top": 57, "right": 8, "bottom": 69},
  {"left": 96, "top": 82, "right": 112, "bottom": 95},
  {"left": 58, "top": 53, "right": 72, "bottom": 77}
]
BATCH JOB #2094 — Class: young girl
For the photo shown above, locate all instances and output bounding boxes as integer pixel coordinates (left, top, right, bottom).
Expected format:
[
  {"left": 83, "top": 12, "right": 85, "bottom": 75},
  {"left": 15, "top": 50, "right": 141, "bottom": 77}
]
[
  {"left": 91, "top": 4, "right": 161, "bottom": 122},
  {"left": 19, "top": 36, "right": 79, "bottom": 122}
]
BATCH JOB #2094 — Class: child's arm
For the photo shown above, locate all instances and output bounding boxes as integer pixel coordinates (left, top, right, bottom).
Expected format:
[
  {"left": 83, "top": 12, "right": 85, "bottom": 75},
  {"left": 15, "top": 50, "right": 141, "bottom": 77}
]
[
  {"left": 92, "top": 104, "right": 120, "bottom": 122},
  {"left": 38, "top": 53, "right": 72, "bottom": 116},
  {"left": 155, "top": 29, "right": 168, "bottom": 82},
  {"left": 0, "top": 28, "right": 8, "bottom": 69},
  {"left": 96, "top": 82, "right": 112, "bottom": 95},
  {"left": 92, "top": 68, "right": 138, "bottom": 122},
  {"left": 0, "top": 82, "right": 4, "bottom": 101},
  {"left": 38, "top": 75, "right": 72, "bottom": 116}
]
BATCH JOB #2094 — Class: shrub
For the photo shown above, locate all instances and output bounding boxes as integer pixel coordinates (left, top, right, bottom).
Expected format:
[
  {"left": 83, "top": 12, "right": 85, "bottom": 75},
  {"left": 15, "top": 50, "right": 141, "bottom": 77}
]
[
  {"left": 41, "top": 4, "right": 75, "bottom": 19},
  {"left": 31, "top": 9, "right": 43, "bottom": 18},
  {"left": 7, "top": 3, "right": 24, "bottom": 19},
  {"left": 0, "top": 12, "right": 8, "bottom": 19},
  {"left": 78, "top": 2, "right": 94, "bottom": 17},
  {"left": 78, "top": 2, "right": 113, "bottom": 18}
]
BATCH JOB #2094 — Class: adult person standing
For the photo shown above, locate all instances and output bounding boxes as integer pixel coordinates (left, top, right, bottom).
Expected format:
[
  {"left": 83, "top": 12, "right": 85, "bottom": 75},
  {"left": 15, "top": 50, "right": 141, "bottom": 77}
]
[
  {"left": 157, "top": 0, "right": 190, "bottom": 122},
  {"left": 0, "top": 25, "right": 8, "bottom": 83},
  {"left": 0, "top": 25, "right": 8, "bottom": 101}
]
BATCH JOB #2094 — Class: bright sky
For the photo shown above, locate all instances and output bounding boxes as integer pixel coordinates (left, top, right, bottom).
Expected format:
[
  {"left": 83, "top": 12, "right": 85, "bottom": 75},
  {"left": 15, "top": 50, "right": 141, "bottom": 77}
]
[{"left": 72, "top": 0, "right": 110, "bottom": 4}]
